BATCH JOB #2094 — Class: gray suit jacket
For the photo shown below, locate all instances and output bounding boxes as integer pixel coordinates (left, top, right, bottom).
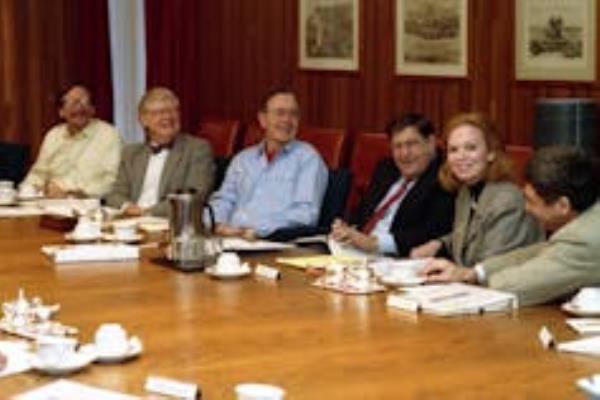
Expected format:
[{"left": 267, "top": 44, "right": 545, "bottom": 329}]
[
  {"left": 104, "top": 134, "right": 214, "bottom": 216},
  {"left": 441, "top": 181, "right": 543, "bottom": 267},
  {"left": 485, "top": 201, "right": 600, "bottom": 306}
]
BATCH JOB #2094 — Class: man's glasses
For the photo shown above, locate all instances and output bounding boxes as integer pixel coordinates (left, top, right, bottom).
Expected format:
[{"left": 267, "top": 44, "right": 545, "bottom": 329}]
[{"left": 265, "top": 108, "right": 300, "bottom": 119}]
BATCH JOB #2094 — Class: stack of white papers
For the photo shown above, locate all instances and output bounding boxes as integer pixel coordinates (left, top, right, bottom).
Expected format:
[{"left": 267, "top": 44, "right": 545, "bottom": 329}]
[
  {"left": 41, "top": 244, "right": 139, "bottom": 263},
  {"left": 558, "top": 336, "right": 600, "bottom": 356},
  {"left": 566, "top": 319, "right": 600, "bottom": 335},
  {"left": 14, "top": 379, "right": 139, "bottom": 400},
  {"left": 387, "top": 283, "right": 518, "bottom": 316},
  {"left": 577, "top": 374, "right": 600, "bottom": 397},
  {"left": 0, "top": 206, "right": 44, "bottom": 218},
  {"left": 222, "top": 238, "right": 295, "bottom": 252}
]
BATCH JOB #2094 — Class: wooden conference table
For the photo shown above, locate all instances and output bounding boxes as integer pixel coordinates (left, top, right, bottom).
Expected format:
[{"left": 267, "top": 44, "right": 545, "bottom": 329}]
[{"left": 0, "top": 217, "right": 597, "bottom": 399}]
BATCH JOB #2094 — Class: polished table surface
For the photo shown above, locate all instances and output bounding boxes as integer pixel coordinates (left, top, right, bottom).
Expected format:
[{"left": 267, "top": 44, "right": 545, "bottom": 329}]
[{"left": 0, "top": 217, "right": 597, "bottom": 399}]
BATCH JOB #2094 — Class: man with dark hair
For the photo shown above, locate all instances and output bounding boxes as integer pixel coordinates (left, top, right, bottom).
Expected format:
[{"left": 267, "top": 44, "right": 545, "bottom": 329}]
[
  {"left": 209, "top": 86, "right": 328, "bottom": 239},
  {"left": 21, "top": 84, "right": 122, "bottom": 197},
  {"left": 331, "top": 113, "right": 454, "bottom": 256},
  {"left": 421, "top": 146, "right": 600, "bottom": 306}
]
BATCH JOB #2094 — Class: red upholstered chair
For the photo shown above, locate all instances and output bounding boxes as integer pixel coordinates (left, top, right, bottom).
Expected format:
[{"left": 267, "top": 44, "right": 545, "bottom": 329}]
[
  {"left": 347, "top": 132, "right": 390, "bottom": 212},
  {"left": 505, "top": 145, "right": 534, "bottom": 186},
  {"left": 196, "top": 118, "right": 241, "bottom": 157},
  {"left": 241, "top": 120, "right": 264, "bottom": 148},
  {"left": 297, "top": 127, "right": 346, "bottom": 169}
]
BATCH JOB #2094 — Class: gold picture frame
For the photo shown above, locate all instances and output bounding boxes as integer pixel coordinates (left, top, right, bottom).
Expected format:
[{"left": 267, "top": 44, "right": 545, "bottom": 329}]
[
  {"left": 299, "top": 0, "right": 360, "bottom": 71},
  {"left": 395, "top": 0, "right": 468, "bottom": 77},
  {"left": 515, "top": 0, "right": 596, "bottom": 81}
]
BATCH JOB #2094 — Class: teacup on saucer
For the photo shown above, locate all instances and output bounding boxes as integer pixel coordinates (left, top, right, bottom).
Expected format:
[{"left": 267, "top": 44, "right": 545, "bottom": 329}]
[
  {"left": 36, "top": 336, "right": 78, "bottom": 366},
  {"left": 215, "top": 252, "right": 243, "bottom": 273},
  {"left": 69, "top": 217, "right": 102, "bottom": 240},
  {"left": 95, "top": 323, "right": 129, "bottom": 356}
]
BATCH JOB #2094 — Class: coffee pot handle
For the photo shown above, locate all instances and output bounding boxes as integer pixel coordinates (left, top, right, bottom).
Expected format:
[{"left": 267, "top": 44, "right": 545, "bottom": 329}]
[{"left": 204, "top": 203, "right": 215, "bottom": 234}]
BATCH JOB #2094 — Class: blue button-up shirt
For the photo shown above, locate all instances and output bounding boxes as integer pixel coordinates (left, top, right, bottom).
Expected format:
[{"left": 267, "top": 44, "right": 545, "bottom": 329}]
[{"left": 209, "top": 140, "right": 328, "bottom": 236}]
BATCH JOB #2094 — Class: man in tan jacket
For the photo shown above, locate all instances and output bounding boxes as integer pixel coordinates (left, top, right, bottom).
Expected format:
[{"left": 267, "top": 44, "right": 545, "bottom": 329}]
[{"left": 421, "top": 146, "right": 600, "bottom": 306}]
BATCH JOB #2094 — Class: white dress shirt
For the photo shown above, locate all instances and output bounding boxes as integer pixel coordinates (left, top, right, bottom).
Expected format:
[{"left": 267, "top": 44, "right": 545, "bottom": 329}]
[
  {"left": 136, "top": 149, "right": 169, "bottom": 209},
  {"left": 372, "top": 178, "right": 415, "bottom": 254}
]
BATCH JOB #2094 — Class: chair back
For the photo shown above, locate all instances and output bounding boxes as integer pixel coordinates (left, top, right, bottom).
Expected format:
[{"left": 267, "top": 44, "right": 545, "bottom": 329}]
[
  {"left": 298, "top": 127, "right": 346, "bottom": 169},
  {"left": 241, "top": 121, "right": 264, "bottom": 148},
  {"left": 348, "top": 132, "right": 390, "bottom": 211},
  {"left": 0, "top": 141, "right": 30, "bottom": 184},
  {"left": 506, "top": 145, "right": 533, "bottom": 186},
  {"left": 196, "top": 118, "right": 241, "bottom": 157}
]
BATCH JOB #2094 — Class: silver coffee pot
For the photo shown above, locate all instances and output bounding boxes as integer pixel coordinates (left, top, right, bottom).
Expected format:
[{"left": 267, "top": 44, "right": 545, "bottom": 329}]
[{"left": 167, "top": 190, "right": 219, "bottom": 271}]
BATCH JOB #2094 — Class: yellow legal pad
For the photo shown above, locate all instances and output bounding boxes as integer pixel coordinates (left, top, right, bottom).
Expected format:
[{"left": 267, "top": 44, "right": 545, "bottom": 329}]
[{"left": 275, "top": 255, "right": 365, "bottom": 269}]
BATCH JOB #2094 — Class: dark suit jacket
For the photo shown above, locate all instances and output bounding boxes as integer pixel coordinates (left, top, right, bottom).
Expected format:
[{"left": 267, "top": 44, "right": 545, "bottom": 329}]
[
  {"left": 104, "top": 133, "right": 215, "bottom": 216},
  {"left": 350, "top": 155, "right": 454, "bottom": 256}
]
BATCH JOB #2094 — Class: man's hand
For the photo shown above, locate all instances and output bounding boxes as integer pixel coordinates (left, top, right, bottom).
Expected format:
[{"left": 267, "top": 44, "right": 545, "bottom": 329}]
[
  {"left": 419, "top": 258, "right": 477, "bottom": 284},
  {"left": 215, "top": 223, "right": 244, "bottom": 237},
  {"left": 122, "top": 204, "right": 145, "bottom": 217},
  {"left": 330, "top": 218, "right": 377, "bottom": 252},
  {"left": 45, "top": 182, "right": 68, "bottom": 198},
  {"left": 410, "top": 240, "right": 442, "bottom": 259}
]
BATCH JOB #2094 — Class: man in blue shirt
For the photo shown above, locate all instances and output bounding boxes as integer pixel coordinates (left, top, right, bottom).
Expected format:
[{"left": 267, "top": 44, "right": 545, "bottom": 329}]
[{"left": 210, "top": 87, "right": 328, "bottom": 239}]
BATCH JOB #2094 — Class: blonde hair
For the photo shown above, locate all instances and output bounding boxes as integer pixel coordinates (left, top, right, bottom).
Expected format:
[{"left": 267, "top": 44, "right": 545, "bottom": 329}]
[
  {"left": 438, "top": 112, "right": 515, "bottom": 192},
  {"left": 138, "top": 87, "right": 179, "bottom": 114}
]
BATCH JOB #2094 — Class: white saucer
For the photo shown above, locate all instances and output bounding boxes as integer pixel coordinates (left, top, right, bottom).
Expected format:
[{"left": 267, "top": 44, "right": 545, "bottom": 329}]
[
  {"left": 206, "top": 266, "right": 252, "bottom": 280},
  {"left": 81, "top": 336, "right": 143, "bottom": 364},
  {"left": 31, "top": 349, "right": 96, "bottom": 375},
  {"left": 102, "top": 233, "right": 144, "bottom": 244},
  {"left": 65, "top": 232, "right": 102, "bottom": 243},
  {"left": 562, "top": 302, "right": 600, "bottom": 317},
  {"left": 379, "top": 274, "right": 425, "bottom": 288}
]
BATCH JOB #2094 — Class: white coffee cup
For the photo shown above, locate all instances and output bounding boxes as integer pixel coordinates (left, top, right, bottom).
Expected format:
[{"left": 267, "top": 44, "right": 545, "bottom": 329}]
[
  {"left": 113, "top": 223, "right": 137, "bottom": 241},
  {"left": 18, "top": 184, "right": 39, "bottom": 199},
  {"left": 235, "top": 383, "right": 285, "bottom": 400},
  {"left": 72, "top": 217, "right": 101, "bottom": 239},
  {"left": 95, "top": 323, "right": 129, "bottom": 355},
  {"left": 573, "top": 288, "right": 600, "bottom": 310},
  {"left": 216, "top": 252, "right": 242, "bottom": 273},
  {"left": 0, "top": 182, "right": 16, "bottom": 205},
  {"left": 36, "top": 336, "right": 78, "bottom": 365}
]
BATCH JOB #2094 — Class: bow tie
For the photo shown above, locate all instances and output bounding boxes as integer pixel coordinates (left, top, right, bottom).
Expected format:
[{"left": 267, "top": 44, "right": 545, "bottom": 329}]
[{"left": 149, "top": 142, "right": 173, "bottom": 154}]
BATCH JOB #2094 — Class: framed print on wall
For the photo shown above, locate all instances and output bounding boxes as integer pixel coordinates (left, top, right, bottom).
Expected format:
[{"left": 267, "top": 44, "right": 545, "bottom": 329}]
[
  {"left": 515, "top": 0, "right": 596, "bottom": 81},
  {"left": 395, "top": 0, "right": 468, "bottom": 77},
  {"left": 299, "top": 0, "right": 360, "bottom": 71}
]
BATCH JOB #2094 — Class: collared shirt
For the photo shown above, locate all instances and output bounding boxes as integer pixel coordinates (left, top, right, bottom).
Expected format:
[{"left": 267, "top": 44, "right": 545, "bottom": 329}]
[
  {"left": 22, "top": 119, "right": 122, "bottom": 196},
  {"left": 136, "top": 148, "right": 169, "bottom": 209},
  {"left": 371, "top": 178, "right": 415, "bottom": 254},
  {"left": 210, "top": 140, "right": 328, "bottom": 236}
]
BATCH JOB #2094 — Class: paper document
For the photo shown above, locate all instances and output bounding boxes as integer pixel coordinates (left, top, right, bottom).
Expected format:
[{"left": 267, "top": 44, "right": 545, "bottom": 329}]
[
  {"left": 41, "top": 244, "right": 139, "bottom": 263},
  {"left": 222, "top": 238, "right": 295, "bottom": 252},
  {"left": 566, "top": 318, "right": 600, "bottom": 335},
  {"left": 276, "top": 255, "right": 365, "bottom": 269},
  {"left": 387, "top": 283, "right": 518, "bottom": 316},
  {"left": 14, "top": 379, "right": 139, "bottom": 400},
  {"left": 558, "top": 336, "right": 600, "bottom": 356},
  {"left": 0, "top": 206, "right": 44, "bottom": 218},
  {"left": 328, "top": 238, "right": 371, "bottom": 258}
]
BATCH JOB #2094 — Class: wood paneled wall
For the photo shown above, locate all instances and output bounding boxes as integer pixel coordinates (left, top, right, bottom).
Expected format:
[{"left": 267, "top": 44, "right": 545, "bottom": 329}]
[
  {"left": 2, "top": 0, "right": 599, "bottom": 158},
  {"left": 195, "top": 0, "right": 600, "bottom": 153},
  {"left": 0, "top": 0, "right": 111, "bottom": 155}
]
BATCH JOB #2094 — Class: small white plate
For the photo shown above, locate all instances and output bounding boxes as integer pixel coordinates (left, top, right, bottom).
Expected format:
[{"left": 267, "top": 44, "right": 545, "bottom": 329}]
[
  {"left": 102, "top": 233, "right": 144, "bottom": 244},
  {"left": 205, "top": 266, "right": 252, "bottom": 280},
  {"left": 379, "top": 274, "right": 425, "bottom": 288},
  {"left": 562, "top": 302, "right": 600, "bottom": 317},
  {"left": 31, "top": 349, "right": 96, "bottom": 375},
  {"left": 64, "top": 232, "right": 102, "bottom": 243},
  {"left": 81, "top": 336, "right": 143, "bottom": 364}
]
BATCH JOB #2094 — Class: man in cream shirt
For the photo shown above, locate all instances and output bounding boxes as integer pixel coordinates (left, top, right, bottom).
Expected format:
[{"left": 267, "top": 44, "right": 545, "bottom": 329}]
[{"left": 21, "top": 85, "right": 122, "bottom": 197}]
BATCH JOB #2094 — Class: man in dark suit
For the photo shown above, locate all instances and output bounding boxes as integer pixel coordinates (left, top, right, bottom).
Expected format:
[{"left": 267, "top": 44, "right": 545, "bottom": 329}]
[
  {"left": 331, "top": 113, "right": 454, "bottom": 256},
  {"left": 104, "top": 87, "right": 214, "bottom": 216}
]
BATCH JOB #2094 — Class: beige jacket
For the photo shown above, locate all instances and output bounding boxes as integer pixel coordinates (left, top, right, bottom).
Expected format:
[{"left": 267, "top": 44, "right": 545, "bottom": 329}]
[
  {"left": 441, "top": 181, "right": 544, "bottom": 266},
  {"left": 484, "top": 201, "right": 600, "bottom": 306}
]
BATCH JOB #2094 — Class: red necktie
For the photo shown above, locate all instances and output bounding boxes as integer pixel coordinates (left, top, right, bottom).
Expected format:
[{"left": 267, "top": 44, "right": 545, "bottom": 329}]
[{"left": 362, "top": 180, "right": 411, "bottom": 234}]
